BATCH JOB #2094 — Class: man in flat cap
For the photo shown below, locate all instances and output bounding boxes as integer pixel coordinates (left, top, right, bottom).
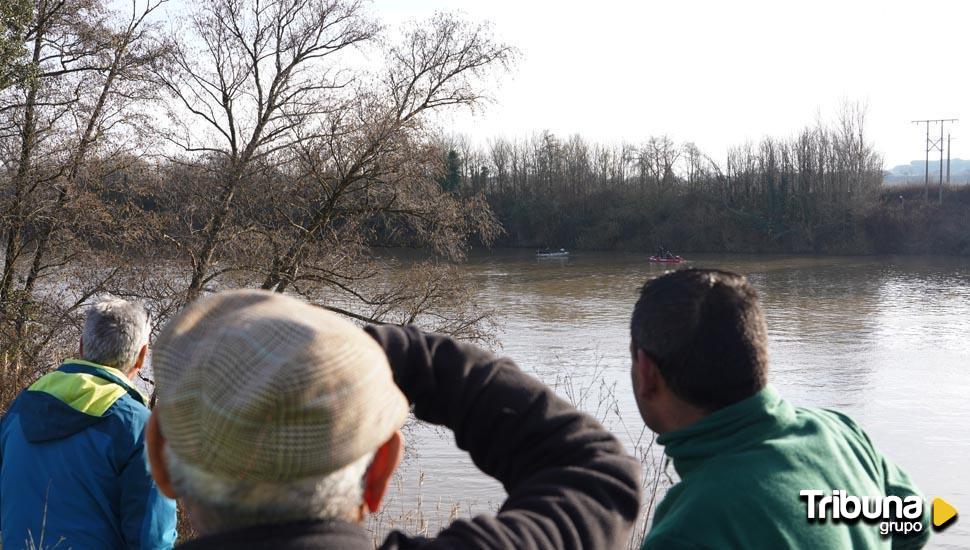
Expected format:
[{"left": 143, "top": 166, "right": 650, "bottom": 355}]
[{"left": 146, "top": 289, "right": 640, "bottom": 549}]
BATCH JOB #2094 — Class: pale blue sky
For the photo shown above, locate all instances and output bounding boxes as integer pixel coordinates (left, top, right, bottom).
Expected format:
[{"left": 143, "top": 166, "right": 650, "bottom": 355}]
[{"left": 378, "top": 0, "right": 969, "bottom": 168}]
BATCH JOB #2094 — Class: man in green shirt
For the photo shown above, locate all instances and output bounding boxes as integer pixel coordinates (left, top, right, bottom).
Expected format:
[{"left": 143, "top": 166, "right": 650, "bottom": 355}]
[{"left": 631, "top": 269, "right": 930, "bottom": 549}]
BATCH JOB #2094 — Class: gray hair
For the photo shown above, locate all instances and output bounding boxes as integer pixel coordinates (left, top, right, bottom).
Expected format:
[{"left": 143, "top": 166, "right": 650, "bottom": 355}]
[
  {"left": 82, "top": 297, "right": 151, "bottom": 373},
  {"left": 165, "top": 446, "right": 375, "bottom": 532}
]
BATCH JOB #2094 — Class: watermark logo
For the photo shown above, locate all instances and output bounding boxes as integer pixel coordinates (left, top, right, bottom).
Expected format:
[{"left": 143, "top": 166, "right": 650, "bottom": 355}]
[
  {"left": 932, "top": 497, "right": 958, "bottom": 529},
  {"left": 800, "top": 490, "right": 958, "bottom": 536}
]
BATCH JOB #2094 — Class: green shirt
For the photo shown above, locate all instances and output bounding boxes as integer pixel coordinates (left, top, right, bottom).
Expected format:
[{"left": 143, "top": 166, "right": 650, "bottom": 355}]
[{"left": 642, "top": 385, "right": 930, "bottom": 549}]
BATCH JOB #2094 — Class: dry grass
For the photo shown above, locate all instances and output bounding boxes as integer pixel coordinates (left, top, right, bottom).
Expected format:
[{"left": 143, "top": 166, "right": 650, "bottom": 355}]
[
  {"left": 549, "top": 360, "right": 672, "bottom": 548},
  {"left": 367, "top": 471, "right": 466, "bottom": 545}
]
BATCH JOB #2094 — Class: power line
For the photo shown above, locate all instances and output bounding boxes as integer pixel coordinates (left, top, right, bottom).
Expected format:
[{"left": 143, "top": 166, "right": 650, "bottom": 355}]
[{"left": 912, "top": 118, "right": 958, "bottom": 203}]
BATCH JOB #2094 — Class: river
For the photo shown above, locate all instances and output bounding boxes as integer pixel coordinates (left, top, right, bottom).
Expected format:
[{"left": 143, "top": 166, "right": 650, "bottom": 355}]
[{"left": 372, "top": 250, "right": 970, "bottom": 549}]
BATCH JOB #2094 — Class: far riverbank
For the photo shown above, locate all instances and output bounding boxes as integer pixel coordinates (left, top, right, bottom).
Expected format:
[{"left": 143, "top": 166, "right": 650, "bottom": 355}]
[{"left": 483, "top": 179, "right": 970, "bottom": 257}]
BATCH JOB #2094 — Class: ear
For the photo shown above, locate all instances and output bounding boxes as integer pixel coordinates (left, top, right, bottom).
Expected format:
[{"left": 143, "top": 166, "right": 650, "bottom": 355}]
[
  {"left": 129, "top": 345, "right": 148, "bottom": 378},
  {"left": 634, "top": 348, "right": 663, "bottom": 400},
  {"left": 146, "top": 411, "right": 177, "bottom": 499},
  {"left": 362, "top": 430, "right": 403, "bottom": 515}
]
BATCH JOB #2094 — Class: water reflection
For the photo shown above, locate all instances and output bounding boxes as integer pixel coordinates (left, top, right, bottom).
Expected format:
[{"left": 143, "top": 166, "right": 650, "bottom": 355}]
[{"left": 379, "top": 250, "right": 970, "bottom": 548}]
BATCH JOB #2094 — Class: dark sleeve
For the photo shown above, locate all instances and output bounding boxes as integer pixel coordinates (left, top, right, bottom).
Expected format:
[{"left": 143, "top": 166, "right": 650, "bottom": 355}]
[{"left": 367, "top": 325, "right": 641, "bottom": 550}]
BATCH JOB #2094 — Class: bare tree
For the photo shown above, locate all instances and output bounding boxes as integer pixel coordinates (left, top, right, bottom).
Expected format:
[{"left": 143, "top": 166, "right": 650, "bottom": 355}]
[
  {"left": 253, "top": 13, "right": 512, "bottom": 305},
  {"left": 0, "top": 0, "right": 168, "bottom": 403},
  {"left": 154, "top": 0, "right": 378, "bottom": 302}
]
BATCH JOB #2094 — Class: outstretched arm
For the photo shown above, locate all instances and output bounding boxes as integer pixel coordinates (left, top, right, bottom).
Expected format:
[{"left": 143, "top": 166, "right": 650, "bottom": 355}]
[{"left": 367, "top": 325, "right": 641, "bottom": 550}]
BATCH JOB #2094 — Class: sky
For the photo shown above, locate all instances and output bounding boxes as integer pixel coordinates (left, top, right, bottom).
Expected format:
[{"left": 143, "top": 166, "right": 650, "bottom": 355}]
[{"left": 378, "top": 0, "right": 970, "bottom": 168}]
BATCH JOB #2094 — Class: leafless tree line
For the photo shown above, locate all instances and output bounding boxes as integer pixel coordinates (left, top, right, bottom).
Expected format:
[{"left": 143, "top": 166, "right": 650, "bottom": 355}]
[
  {"left": 0, "top": 0, "right": 513, "bottom": 407},
  {"left": 446, "top": 104, "right": 883, "bottom": 251}
]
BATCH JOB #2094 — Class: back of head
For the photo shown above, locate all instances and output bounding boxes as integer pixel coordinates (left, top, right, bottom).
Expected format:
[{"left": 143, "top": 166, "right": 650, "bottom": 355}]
[
  {"left": 631, "top": 269, "right": 768, "bottom": 411},
  {"left": 152, "top": 289, "right": 408, "bottom": 530},
  {"left": 82, "top": 297, "right": 151, "bottom": 373}
]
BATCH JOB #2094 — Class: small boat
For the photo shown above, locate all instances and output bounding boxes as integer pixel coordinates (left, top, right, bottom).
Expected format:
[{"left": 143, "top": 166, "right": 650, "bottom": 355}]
[
  {"left": 537, "top": 248, "right": 569, "bottom": 258},
  {"left": 649, "top": 255, "right": 685, "bottom": 264}
]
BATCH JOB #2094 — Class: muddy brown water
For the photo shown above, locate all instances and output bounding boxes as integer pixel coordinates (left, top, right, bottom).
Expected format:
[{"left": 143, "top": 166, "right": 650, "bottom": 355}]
[{"left": 375, "top": 250, "right": 970, "bottom": 548}]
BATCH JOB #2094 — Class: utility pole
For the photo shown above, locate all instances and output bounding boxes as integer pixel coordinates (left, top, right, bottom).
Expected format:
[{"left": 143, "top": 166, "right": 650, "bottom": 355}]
[
  {"left": 946, "top": 133, "right": 951, "bottom": 203},
  {"left": 940, "top": 123, "right": 943, "bottom": 204},
  {"left": 912, "top": 118, "right": 957, "bottom": 202}
]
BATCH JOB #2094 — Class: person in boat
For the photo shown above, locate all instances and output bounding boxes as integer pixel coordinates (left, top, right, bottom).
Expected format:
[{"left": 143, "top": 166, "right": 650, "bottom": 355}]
[
  {"left": 655, "top": 246, "right": 676, "bottom": 260},
  {"left": 146, "top": 289, "right": 640, "bottom": 549},
  {"left": 630, "top": 269, "right": 930, "bottom": 549}
]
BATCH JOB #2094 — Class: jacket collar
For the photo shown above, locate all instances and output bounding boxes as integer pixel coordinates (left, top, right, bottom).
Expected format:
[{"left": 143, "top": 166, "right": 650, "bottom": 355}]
[
  {"left": 176, "top": 519, "right": 372, "bottom": 550},
  {"left": 14, "top": 359, "right": 146, "bottom": 443},
  {"left": 63, "top": 358, "right": 130, "bottom": 380},
  {"left": 60, "top": 358, "right": 148, "bottom": 405},
  {"left": 657, "top": 385, "right": 795, "bottom": 477}
]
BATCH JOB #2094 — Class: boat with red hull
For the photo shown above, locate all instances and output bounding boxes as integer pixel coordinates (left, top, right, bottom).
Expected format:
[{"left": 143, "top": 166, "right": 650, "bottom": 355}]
[{"left": 648, "top": 255, "right": 685, "bottom": 264}]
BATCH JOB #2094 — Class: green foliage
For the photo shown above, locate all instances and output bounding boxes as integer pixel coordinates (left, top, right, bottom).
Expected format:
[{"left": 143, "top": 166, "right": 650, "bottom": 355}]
[
  {"left": 439, "top": 150, "right": 461, "bottom": 192},
  {"left": 864, "top": 185, "right": 970, "bottom": 255}
]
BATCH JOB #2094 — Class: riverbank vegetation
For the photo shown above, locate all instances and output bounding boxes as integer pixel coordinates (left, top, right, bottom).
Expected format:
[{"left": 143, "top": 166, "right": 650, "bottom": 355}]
[
  {"left": 0, "top": 0, "right": 512, "bottom": 406},
  {"left": 442, "top": 107, "right": 969, "bottom": 256}
]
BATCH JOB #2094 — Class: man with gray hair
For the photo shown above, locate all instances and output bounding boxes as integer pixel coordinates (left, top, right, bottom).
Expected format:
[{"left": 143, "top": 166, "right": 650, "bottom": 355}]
[
  {"left": 1, "top": 297, "right": 177, "bottom": 549},
  {"left": 146, "top": 289, "right": 640, "bottom": 549}
]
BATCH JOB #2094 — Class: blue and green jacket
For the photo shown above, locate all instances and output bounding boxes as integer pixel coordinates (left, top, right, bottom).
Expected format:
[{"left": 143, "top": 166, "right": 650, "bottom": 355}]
[{"left": 1, "top": 359, "right": 177, "bottom": 549}]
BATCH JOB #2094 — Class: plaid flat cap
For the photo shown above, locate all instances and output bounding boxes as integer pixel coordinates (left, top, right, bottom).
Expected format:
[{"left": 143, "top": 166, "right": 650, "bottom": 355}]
[{"left": 152, "top": 289, "right": 408, "bottom": 481}]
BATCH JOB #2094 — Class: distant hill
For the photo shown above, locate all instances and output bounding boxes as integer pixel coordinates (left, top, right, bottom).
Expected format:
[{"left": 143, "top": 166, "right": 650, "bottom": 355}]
[{"left": 884, "top": 159, "right": 970, "bottom": 185}]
